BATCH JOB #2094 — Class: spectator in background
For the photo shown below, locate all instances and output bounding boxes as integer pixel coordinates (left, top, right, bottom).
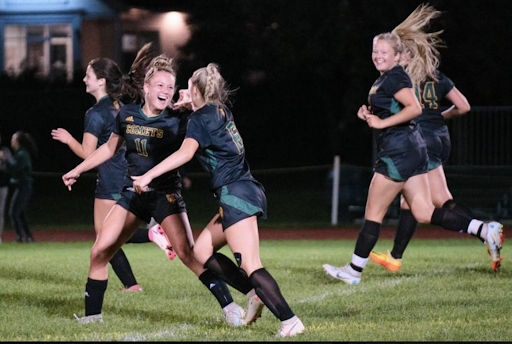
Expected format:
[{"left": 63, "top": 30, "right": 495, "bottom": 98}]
[
  {"left": 0, "top": 133, "right": 11, "bottom": 243},
  {"left": 2, "top": 131, "right": 37, "bottom": 243}
]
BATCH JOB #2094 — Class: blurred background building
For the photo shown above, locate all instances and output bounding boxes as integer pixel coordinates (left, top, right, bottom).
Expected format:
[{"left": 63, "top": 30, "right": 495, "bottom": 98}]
[{"left": 0, "top": 0, "right": 190, "bottom": 81}]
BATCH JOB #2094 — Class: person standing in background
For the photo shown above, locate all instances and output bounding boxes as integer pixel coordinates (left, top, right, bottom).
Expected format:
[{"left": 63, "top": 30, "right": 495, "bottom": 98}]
[
  {"left": 2, "top": 131, "right": 37, "bottom": 243},
  {"left": 0, "top": 133, "right": 11, "bottom": 243}
]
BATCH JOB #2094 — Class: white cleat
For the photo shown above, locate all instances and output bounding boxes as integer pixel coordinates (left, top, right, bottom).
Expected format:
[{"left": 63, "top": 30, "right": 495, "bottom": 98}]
[
  {"left": 74, "top": 313, "right": 103, "bottom": 325},
  {"left": 323, "top": 263, "right": 361, "bottom": 285},
  {"left": 223, "top": 303, "right": 246, "bottom": 327},
  {"left": 277, "top": 316, "right": 305, "bottom": 337},
  {"left": 484, "top": 221, "right": 504, "bottom": 271},
  {"left": 243, "top": 293, "right": 265, "bottom": 325}
]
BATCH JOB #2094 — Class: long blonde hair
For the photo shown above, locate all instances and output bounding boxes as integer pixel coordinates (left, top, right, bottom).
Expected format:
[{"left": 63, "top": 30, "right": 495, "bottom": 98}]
[
  {"left": 190, "top": 63, "right": 232, "bottom": 105},
  {"left": 392, "top": 3, "right": 444, "bottom": 86}
]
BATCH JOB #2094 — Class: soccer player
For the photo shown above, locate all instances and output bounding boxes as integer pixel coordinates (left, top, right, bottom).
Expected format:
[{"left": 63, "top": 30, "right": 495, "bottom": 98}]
[
  {"left": 63, "top": 55, "right": 244, "bottom": 326},
  {"left": 369, "top": 4, "right": 503, "bottom": 272},
  {"left": 322, "top": 5, "right": 503, "bottom": 285},
  {"left": 52, "top": 52, "right": 174, "bottom": 293},
  {"left": 132, "top": 63, "right": 305, "bottom": 337}
]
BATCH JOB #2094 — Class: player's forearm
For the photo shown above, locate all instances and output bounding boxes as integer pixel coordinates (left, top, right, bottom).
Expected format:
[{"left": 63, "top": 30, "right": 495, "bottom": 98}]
[
  {"left": 74, "top": 144, "right": 114, "bottom": 174},
  {"left": 147, "top": 150, "right": 193, "bottom": 181}
]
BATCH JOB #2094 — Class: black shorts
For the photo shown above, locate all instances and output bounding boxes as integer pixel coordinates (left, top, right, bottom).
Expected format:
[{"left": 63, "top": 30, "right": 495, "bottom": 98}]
[
  {"left": 419, "top": 124, "right": 451, "bottom": 171},
  {"left": 215, "top": 180, "right": 267, "bottom": 230},
  {"left": 375, "top": 128, "right": 428, "bottom": 181},
  {"left": 116, "top": 188, "right": 186, "bottom": 224}
]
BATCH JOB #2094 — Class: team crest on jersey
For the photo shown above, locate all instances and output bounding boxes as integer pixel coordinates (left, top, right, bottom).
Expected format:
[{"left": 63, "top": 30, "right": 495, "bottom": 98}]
[
  {"left": 166, "top": 193, "right": 177, "bottom": 204},
  {"left": 369, "top": 85, "right": 379, "bottom": 95},
  {"left": 219, "top": 206, "right": 224, "bottom": 218},
  {"left": 126, "top": 116, "right": 134, "bottom": 122}
]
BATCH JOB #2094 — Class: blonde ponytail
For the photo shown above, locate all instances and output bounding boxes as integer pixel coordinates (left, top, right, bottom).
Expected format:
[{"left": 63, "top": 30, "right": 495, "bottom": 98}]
[{"left": 392, "top": 3, "right": 444, "bottom": 86}]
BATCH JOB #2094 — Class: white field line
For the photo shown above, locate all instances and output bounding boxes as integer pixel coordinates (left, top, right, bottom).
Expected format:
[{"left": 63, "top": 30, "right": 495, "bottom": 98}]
[
  {"left": 84, "top": 323, "right": 195, "bottom": 342},
  {"left": 297, "top": 263, "right": 481, "bottom": 305}
]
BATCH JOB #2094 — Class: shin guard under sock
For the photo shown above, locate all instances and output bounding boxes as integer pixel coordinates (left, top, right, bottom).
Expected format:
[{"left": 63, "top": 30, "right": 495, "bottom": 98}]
[
  {"left": 85, "top": 278, "right": 108, "bottom": 316},
  {"left": 391, "top": 209, "right": 418, "bottom": 259},
  {"left": 354, "top": 220, "right": 382, "bottom": 259},
  {"left": 431, "top": 208, "right": 472, "bottom": 233},
  {"left": 442, "top": 200, "right": 474, "bottom": 230},
  {"left": 249, "top": 268, "right": 294, "bottom": 321},
  {"left": 110, "top": 249, "right": 137, "bottom": 288},
  {"left": 204, "top": 253, "right": 253, "bottom": 294},
  {"left": 199, "top": 270, "right": 233, "bottom": 308}
]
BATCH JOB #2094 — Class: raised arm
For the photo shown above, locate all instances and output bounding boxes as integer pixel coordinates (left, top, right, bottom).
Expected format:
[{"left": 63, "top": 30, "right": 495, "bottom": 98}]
[
  {"left": 62, "top": 133, "right": 123, "bottom": 190},
  {"left": 365, "top": 87, "right": 422, "bottom": 129},
  {"left": 52, "top": 129, "right": 98, "bottom": 159},
  {"left": 132, "top": 138, "right": 199, "bottom": 193},
  {"left": 441, "top": 86, "right": 471, "bottom": 120}
]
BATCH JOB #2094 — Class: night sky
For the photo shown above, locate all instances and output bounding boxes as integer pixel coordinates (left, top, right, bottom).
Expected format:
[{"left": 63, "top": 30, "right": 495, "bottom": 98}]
[{"left": 3, "top": 0, "right": 511, "bottom": 171}]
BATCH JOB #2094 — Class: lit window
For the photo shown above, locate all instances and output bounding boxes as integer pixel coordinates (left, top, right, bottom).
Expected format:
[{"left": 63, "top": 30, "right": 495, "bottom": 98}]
[{"left": 4, "top": 23, "right": 73, "bottom": 81}]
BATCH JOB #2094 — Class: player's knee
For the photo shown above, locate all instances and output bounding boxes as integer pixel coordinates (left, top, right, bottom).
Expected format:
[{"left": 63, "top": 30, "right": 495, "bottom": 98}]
[{"left": 176, "top": 245, "right": 195, "bottom": 265}]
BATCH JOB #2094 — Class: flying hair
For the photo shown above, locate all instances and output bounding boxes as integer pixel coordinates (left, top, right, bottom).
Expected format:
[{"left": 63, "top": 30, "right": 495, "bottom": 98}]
[
  {"left": 392, "top": 3, "right": 445, "bottom": 86},
  {"left": 121, "top": 42, "right": 158, "bottom": 103}
]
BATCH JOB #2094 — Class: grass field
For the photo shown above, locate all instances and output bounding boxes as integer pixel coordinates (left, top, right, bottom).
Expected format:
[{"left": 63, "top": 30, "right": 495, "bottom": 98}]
[{"left": 0, "top": 238, "right": 509, "bottom": 341}]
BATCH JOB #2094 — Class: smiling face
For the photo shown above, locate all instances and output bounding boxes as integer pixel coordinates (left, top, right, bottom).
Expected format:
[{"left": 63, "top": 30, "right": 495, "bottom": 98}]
[
  {"left": 372, "top": 39, "right": 401, "bottom": 74},
  {"left": 83, "top": 65, "right": 104, "bottom": 98},
  {"left": 143, "top": 71, "right": 176, "bottom": 115}
]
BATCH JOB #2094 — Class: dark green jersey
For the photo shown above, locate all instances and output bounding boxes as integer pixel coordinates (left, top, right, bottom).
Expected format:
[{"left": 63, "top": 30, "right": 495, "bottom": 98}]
[
  {"left": 415, "top": 71, "right": 455, "bottom": 128},
  {"left": 114, "top": 103, "right": 187, "bottom": 192},
  {"left": 368, "top": 65, "right": 424, "bottom": 154},
  {"left": 185, "top": 103, "right": 256, "bottom": 190},
  {"left": 5, "top": 148, "right": 32, "bottom": 185},
  {"left": 84, "top": 95, "right": 128, "bottom": 195}
]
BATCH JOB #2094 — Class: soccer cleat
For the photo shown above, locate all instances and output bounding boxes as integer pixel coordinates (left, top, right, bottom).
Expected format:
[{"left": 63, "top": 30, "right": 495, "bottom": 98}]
[
  {"left": 74, "top": 313, "right": 103, "bottom": 324},
  {"left": 276, "top": 316, "right": 305, "bottom": 337},
  {"left": 484, "top": 221, "right": 504, "bottom": 271},
  {"left": 322, "top": 263, "right": 361, "bottom": 285},
  {"left": 369, "top": 251, "right": 402, "bottom": 272},
  {"left": 148, "top": 224, "right": 176, "bottom": 260},
  {"left": 223, "top": 303, "right": 246, "bottom": 327},
  {"left": 121, "top": 284, "right": 143, "bottom": 292},
  {"left": 243, "top": 294, "right": 265, "bottom": 325}
]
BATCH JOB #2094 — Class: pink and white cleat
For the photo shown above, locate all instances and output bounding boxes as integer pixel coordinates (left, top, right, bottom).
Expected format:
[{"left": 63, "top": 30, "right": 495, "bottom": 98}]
[{"left": 148, "top": 224, "right": 176, "bottom": 260}]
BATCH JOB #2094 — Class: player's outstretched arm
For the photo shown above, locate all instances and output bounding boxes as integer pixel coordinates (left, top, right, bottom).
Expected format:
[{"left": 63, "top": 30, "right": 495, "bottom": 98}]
[{"left": 132, "top": 138, "right": 199, "bottom": 193}]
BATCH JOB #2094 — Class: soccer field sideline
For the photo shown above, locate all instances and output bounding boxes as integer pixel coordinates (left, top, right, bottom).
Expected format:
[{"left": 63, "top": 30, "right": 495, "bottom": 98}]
[{"left": 2, "top": 224, "right": 509, "bottom": 242}]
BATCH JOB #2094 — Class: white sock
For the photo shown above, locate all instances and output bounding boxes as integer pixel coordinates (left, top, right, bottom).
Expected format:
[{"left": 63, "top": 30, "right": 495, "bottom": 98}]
[
  {"left": 246, "top": 288, "right": 256, "bottom": 299},
  {"left": 281, "top": 315, "right": 299, "bottom": 326},
  {"left": 467, "top": 219, "right": 485, "bottom": 238},
  {"left": 351, "top": 254, "right": 368, "bottom": 269},
  {"left": 222, "top": 302, "right": 238, "bottom": 313}
]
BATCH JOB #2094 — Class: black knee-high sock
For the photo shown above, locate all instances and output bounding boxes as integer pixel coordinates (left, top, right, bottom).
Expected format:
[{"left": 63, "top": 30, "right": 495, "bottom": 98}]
[
  {"left": 126, "top": 227, "right": 150, "bottom": 243},
  {"left": 85, "top": 278, "right": 108, "bottom": 316},
  {"left": 442, "top": 200, "right": 474, "bottom": 230},
  {"left": 431, "top": 207, "right": 472, "bottom": 232},
  {"left": 110, "top": 249, "right": 137, "bottom": 288},
  {"left": 204, "top": 253, "right": 253, "bottom": 295},
  {"left": 249, "top": 268, "right": 294, "bottom": 321},
  {"left": 198, "top": 270, "right": 233, "bottom": 308},
  {"left": 352, "top": 220, "right": 381, "bottom": 271},
  {"left": 391, "top": 209, "right": 418, "bottom": 259}
]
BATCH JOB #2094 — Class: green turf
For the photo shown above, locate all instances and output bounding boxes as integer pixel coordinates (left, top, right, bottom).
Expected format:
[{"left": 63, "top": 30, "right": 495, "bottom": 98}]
[{"left": 0, "top": 239, "right": 509, "bottom": 341}]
